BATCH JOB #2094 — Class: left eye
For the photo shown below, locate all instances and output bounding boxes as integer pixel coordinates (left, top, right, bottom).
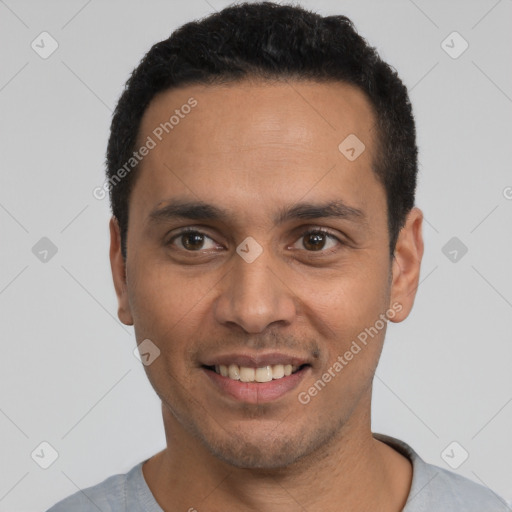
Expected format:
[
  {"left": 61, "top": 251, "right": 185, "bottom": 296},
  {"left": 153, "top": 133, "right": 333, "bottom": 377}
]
[{"left": 292, "top": 229, "right": 340, "bottom": 252}]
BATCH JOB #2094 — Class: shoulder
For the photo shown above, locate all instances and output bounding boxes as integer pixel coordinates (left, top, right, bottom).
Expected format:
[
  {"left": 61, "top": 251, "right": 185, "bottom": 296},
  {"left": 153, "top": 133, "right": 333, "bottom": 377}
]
[
  {"left": 45, "top": 463, "right": 140, "bottom": 512},
  {"left": 373, "top": 433, "right": 511, "bottom": 512},
  {"left": 416, "top": 462, "right": 511, "bottom": 511}
]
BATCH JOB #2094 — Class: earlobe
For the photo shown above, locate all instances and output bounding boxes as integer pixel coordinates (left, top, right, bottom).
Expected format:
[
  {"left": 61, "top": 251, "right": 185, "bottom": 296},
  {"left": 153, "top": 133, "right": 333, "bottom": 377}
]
[
  {"left": 389, "top": 207, "right": 424, "bottom": 323},
  {"left": 109, "top": 217, "right": 134, "bottom": 326}
]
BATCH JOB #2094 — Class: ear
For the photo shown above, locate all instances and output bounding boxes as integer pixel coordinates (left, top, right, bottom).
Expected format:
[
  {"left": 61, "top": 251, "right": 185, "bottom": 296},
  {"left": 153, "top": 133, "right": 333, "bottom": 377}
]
[
  {"left": 109, "top": 216, "right": 134, "bottom": 326},
  {"left": 389, "top": 207, "right": 424, "bottom": 323}
]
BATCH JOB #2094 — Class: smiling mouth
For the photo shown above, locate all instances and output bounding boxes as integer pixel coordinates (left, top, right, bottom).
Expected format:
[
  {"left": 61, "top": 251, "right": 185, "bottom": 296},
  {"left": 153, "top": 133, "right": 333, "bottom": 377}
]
[{"left": 203, "top": 364, "right": 309, "bottom": 383}]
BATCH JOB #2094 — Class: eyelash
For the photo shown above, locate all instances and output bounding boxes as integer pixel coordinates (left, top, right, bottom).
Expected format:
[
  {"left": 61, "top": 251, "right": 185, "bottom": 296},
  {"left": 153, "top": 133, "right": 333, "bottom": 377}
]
[{"left": 167, "top": 227, "right": 343, "bottom": 256}]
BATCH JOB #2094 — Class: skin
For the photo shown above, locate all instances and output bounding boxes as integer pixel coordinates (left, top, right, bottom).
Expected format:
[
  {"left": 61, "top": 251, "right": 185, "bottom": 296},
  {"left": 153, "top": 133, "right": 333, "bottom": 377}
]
[{"left": 110, "top": 79, "right": 424, "bottom": 511}]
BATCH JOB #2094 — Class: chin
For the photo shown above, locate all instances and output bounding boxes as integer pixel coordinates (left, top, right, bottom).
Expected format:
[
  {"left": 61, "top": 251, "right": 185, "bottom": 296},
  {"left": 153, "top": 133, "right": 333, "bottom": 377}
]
[{"left": 197, "top": 420, "right": 339, "bottom": 470}]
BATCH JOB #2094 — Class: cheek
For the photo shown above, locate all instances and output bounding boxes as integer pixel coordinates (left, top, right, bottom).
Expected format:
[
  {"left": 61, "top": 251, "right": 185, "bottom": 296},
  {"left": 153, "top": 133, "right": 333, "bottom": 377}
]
[
  {"left": 126, "top": 259, "right": 208, "bottom": 344},
  {"left": 126, "top": 262, "right": 207, "bottom": 397},
  {"left": 297, "top": 269, "right": 389, "bottom": 412},
  {"left": 306, "top": 259, "right": 390, "bottom": 335}
]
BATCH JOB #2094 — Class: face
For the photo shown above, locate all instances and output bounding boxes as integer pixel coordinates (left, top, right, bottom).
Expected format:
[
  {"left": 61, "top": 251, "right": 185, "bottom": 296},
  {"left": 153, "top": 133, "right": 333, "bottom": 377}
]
[{"left": 110, "top": 79, "right": 423, "bottom": 469}]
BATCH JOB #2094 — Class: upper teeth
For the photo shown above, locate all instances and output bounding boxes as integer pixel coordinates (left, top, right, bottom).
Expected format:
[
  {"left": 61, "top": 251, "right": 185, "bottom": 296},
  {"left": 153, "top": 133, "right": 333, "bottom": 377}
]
[{"left": 214, "top": 364, "right": 298, "bottom": 382}]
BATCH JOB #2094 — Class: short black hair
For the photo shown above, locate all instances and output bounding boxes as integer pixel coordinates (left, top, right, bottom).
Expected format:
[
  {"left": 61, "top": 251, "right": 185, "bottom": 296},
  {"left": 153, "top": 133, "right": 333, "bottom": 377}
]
[{"left": 106, "top": 1, "right": 417, "bottom": 259}]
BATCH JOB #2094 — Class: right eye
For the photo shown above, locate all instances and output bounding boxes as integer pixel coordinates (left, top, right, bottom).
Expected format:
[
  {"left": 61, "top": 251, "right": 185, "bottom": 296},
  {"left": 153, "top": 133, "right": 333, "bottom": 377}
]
[{"left": 167, "top": 228, "right": 221, "bottom": 252}]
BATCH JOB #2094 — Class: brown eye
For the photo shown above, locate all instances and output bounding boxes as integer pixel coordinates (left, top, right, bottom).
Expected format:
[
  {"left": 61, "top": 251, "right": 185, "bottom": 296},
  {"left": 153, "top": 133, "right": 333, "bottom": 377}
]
[
  {"left": 303, "top": 231, "right": 328, "bottom": 251},
  {"left": 182, "top": 232, "right": 206, "bottom": 250},
  {"left": 169, "top": 230, "right": 218, "bottom": 251},
  {"left": 293, "top": 229, "right": 341, "bottom": 253}
]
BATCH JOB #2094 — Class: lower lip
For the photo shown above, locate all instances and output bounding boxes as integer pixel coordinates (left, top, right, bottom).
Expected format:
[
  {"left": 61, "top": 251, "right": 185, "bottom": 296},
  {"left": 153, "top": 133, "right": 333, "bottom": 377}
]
[{"left": 203, "top": 367, "right": 310, "bottom": 404}]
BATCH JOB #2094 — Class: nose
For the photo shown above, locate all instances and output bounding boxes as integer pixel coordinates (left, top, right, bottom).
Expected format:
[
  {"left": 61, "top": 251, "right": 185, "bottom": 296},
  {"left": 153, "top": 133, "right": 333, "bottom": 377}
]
[{"left": 213, "top": 243, "right": 297, "bottom": 334}]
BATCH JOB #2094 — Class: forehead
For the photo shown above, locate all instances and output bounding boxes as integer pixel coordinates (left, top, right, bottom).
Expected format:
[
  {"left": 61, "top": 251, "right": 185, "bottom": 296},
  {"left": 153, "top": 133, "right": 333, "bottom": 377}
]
[
  {"left": 139, "top": 79, "right": 377, "bottom": 156},
  {"left": 132, "top": 79, "right": 383, "bottom": 227}
]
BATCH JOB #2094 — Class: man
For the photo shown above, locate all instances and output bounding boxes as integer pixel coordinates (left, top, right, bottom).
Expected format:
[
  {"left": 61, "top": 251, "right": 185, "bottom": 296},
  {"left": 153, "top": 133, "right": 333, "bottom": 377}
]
[{"left": 47, "top": 2, "right": 509, "bottom": 511}]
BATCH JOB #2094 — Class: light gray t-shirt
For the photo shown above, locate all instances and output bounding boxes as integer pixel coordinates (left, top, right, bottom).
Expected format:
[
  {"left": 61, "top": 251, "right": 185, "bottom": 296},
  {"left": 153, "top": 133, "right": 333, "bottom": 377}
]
[{"left": 46, "top": 433, "right": 510, "bottom": 511}]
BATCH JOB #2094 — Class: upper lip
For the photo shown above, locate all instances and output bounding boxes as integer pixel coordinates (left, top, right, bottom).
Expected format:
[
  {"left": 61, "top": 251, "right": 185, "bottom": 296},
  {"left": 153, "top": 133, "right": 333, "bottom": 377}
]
[{"left": 201, "top": 352, "right": 311, "bottom": 368}]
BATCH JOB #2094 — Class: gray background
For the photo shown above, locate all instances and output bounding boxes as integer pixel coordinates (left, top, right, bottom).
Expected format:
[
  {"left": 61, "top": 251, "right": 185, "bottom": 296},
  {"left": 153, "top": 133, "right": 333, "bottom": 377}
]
[{"left": 0, "top": 0, "right": 511, "bottom": 510}]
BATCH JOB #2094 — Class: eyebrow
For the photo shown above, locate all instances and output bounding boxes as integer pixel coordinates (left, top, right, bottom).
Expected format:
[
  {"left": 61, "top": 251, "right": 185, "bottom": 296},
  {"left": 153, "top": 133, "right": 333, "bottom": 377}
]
[{"left": 148, "top": 198, "right": 367, "bottom": 226}]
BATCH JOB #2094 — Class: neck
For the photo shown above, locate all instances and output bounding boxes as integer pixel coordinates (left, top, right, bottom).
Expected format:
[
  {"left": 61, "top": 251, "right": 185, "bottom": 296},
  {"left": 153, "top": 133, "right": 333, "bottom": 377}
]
[{"left": 143, "top": 394, "right": 412, "bottom": 512}]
